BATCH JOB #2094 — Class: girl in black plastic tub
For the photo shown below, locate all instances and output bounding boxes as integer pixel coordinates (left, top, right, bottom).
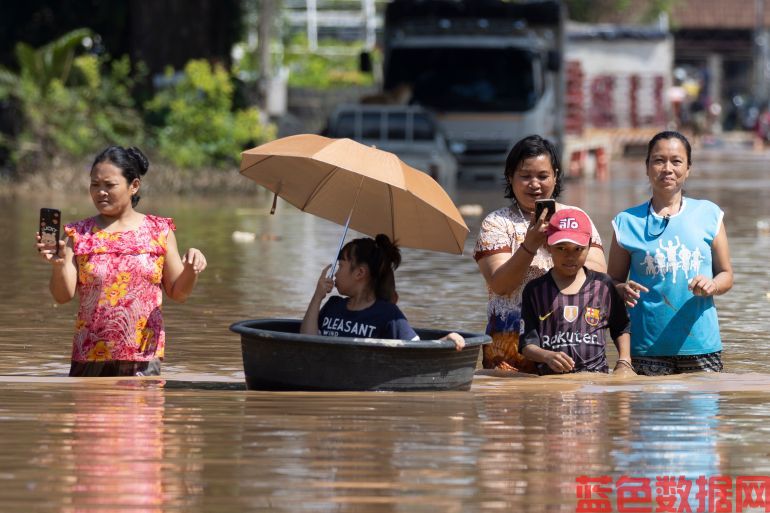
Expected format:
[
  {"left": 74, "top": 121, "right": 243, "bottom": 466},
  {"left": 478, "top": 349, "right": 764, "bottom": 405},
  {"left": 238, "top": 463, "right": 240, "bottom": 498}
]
[{"left": 300, "top": 234, "right": 465, "bottom": 349}]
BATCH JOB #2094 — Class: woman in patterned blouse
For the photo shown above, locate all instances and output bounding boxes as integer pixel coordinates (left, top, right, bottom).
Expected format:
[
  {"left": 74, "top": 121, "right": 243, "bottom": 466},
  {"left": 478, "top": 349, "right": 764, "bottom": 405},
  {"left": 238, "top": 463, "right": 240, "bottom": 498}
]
[
  {"left": 35, "top": 146, "right": 207, "bottom": 377},
  {"left": 473, "top": 135, "right": 606, "bottom": 372}
]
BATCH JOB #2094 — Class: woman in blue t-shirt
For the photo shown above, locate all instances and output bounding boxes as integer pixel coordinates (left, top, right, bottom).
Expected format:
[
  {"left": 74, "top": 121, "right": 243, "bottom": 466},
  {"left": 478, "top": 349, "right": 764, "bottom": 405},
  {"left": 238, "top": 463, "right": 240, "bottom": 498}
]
[
  {"left": 301, "top": 234, "right": 464, "bottom": 348},
  {"left": 607, "top": 131, "right": 734, "bottom": 375}
]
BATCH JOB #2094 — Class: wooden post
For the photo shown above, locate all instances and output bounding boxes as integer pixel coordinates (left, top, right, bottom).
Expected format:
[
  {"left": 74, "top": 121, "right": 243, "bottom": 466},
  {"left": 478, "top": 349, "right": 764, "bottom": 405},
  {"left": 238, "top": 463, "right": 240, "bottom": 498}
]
[{"left": 257, "top": 0, "right": 275, "bottom": 112}]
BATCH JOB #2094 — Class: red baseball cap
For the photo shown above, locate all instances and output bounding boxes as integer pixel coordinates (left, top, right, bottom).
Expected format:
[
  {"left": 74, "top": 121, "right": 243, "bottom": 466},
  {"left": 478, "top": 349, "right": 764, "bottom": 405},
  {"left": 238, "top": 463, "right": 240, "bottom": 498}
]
[{"left": 547, "top": 208, "right": 592, "bottom": 247}]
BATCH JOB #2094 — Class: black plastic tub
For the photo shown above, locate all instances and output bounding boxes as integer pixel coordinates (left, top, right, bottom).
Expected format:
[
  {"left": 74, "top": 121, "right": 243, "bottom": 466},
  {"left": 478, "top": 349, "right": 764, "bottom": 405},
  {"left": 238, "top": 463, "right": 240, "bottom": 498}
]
[{"left": 229, "top": 319, "right": 491, "bottom": 391}]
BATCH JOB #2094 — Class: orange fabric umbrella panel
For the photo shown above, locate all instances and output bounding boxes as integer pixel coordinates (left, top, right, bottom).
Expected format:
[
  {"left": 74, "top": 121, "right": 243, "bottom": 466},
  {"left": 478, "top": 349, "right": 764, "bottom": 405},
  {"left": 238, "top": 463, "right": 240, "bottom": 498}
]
[{"left": 240, "top": 134, "right": 469, "bottom": 254}]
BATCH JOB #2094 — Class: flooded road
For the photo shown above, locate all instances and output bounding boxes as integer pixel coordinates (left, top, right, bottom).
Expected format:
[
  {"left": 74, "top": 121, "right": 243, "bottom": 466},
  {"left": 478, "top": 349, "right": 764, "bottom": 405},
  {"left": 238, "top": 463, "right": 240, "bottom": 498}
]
[{"left": 1, "top": 151, "right": 770, "bottom": 511}]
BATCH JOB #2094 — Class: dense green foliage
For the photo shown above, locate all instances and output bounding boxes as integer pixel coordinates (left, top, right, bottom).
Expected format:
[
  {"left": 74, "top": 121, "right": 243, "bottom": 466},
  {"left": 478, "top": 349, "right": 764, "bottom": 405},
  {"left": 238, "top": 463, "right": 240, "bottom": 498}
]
[
  {"left": 38, "top": 54, "right": 145, "bottom": 159},
  {"left": 284, "top": 34, "right": 375, "bottom": 89},
  {"left": 0, "top": 29, "right": 275, "bottom": 173},
  {"left": 146, "top": 59, "right": 275, "bottom": 168},
  {"left": 0, "top": 29, "right": 144, "bottom": 170}
]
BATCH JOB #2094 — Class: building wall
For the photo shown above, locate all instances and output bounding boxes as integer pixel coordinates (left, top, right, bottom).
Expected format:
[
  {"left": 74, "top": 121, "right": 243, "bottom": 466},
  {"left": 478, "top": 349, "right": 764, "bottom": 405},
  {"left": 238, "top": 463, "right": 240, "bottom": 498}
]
[
  {"left": 567, "top": 38, "right": 673, "bottom": 75},
  {"left": 565, "top": 36, "right": 673, "bottom": 130}
]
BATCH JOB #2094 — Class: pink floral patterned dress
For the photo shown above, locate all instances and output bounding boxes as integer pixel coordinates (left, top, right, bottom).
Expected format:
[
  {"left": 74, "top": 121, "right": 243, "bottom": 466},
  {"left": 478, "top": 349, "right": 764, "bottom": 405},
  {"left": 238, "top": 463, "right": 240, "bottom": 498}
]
[{"left": 64, "top": 215, "right": 175, "bottom": 364}]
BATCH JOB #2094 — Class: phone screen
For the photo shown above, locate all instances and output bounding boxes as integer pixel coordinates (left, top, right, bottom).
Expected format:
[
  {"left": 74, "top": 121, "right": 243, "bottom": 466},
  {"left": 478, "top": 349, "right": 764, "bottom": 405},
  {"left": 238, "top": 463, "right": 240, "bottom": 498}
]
[
  {"left": 534, "top": 199, "right": 556, "bottom": 221},
  {"left": 39, "top": 208, "right": 61, "bottom": 256}
]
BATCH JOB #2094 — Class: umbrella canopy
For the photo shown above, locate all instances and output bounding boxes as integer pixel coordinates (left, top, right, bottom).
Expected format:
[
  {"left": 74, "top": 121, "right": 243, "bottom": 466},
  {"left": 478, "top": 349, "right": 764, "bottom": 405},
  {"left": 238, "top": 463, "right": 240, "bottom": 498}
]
[{"left": 240, "top": 134, "right": 469, "bottom": 254}]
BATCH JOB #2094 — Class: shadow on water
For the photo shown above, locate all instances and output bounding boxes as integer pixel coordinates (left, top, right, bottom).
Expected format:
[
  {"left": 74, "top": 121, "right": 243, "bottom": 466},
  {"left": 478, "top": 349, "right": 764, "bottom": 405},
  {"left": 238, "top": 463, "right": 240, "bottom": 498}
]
[{"left": 160, "top": 379, "right": 248, "bottom": 391}]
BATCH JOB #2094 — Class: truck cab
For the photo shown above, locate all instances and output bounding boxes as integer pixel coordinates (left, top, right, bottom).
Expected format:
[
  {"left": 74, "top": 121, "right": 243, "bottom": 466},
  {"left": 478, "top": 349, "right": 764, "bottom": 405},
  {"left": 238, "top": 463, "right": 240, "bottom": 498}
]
[{"left": 382, "top": 0, "right": 564, "bottom": 180}]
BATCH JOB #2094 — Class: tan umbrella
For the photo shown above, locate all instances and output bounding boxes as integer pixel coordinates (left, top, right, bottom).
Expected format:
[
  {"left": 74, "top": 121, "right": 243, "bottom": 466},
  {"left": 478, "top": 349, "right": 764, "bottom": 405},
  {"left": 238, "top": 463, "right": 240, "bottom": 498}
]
[{"left": 240, "top": 134, "right": 469, "bottom": 256}]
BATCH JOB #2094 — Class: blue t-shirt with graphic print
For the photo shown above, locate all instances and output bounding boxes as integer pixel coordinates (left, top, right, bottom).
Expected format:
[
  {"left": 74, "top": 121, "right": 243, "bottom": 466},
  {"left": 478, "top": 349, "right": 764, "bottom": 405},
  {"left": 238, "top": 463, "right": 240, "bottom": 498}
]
[
  {"left": 318, "top": 296, "right": 418, "bottom": 340},
  {"left": 612, "top": 197, "right": 723, "bottom": 356}
]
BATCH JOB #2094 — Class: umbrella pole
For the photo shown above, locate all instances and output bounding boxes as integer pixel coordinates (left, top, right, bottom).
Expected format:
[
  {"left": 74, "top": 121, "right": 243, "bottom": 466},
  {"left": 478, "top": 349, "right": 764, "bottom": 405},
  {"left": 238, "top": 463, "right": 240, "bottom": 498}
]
[
  {"left": 327, "top": 176, "right": 364, "bottom": 279},
  {"left": 328, "top": 211, "right": 352, "bottom": 278}
]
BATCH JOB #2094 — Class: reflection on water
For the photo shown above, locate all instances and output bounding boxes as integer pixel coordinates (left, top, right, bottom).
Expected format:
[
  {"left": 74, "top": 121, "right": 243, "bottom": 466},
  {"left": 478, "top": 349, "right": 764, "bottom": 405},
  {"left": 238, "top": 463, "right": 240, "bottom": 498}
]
[
  {"left": 3, "top": 376, "right": 770, "bottom": 511},
  {"left": 2, "top": 154, "right": 770, "bottom": 511}
]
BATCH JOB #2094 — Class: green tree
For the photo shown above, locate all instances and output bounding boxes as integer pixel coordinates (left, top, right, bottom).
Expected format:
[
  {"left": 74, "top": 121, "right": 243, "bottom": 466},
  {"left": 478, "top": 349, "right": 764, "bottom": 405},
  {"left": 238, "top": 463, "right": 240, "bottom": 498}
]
[
  {"left": 0, "top": 29, "right": 144, "bottom": 170},
  {"left": 146, "top": 59, "right": 275, "bottom": 168}
]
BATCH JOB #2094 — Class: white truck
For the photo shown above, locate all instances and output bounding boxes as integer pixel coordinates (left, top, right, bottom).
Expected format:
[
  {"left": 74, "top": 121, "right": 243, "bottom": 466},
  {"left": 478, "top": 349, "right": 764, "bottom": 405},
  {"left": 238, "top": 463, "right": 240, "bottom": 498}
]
[{"left": 381, "top": 0, "right": 565, "bottom": 180}]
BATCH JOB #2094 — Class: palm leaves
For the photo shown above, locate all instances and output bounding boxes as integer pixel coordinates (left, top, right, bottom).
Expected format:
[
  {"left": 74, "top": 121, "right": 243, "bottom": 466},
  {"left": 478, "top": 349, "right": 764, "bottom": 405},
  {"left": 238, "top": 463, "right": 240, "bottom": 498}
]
[
  {"left": 0, "top": 28, "right": 91, "bottom": 100},
  {"left": 0, "top": 28, "right": 148, "bottom": 169}
]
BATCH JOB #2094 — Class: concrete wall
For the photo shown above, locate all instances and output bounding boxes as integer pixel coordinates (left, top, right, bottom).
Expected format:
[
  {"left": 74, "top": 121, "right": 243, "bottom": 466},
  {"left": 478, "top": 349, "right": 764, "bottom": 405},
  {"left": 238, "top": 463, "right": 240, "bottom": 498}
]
[
  {"left": 565, "top": 33, "right": 674, "bottom": 129},
  {"left": 566, "top": 38, "right": 673, "bottom": 76}
]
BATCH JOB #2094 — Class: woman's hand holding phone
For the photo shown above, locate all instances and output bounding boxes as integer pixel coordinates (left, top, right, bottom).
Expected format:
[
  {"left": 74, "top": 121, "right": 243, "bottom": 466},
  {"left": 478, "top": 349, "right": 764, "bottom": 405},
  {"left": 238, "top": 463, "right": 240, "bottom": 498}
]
[
  {"left": 35, "top": 233, "right": 66, "bottom": 264},
  {"left": 534, "top": 199, "right": 556, "bottom": 222},
  {"left": 36, "top": 207, "right": 65, "bottom": 264},
  {"left": 522, "top": 199, "right": 555, "bottom": 254}
]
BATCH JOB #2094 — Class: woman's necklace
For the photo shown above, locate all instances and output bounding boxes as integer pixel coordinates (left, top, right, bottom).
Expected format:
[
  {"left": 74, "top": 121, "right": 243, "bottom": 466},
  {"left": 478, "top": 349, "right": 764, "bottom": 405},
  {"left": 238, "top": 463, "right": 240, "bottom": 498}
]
[
  {"left": 646, "top": 196, "right": 683, "bottom": 239},
  {"left": 514, "top": 202, "right": 531, "bottom": 223},
  {"left": 514, "top": 201, "right": 536, "bottom": 253}
]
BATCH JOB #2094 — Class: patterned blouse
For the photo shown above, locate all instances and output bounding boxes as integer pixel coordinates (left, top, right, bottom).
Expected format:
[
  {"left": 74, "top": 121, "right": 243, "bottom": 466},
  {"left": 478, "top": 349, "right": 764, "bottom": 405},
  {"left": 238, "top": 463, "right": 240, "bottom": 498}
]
[
  {"left": 64, "top": 215, "right": 175, "bottom": 362},
  {"left": 473, "top": 204, "right": 602, "bottom": 335}
]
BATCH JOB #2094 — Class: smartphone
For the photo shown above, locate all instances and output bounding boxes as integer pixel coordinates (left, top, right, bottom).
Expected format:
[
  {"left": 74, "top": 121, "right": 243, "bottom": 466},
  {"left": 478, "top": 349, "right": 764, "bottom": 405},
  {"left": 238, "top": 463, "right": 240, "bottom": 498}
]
[
  {"left": 534, "top": 199, "right": 556, "bottom": 221},
  {"left": 39, "top": 208, "right": 61, "bottom": 256}
]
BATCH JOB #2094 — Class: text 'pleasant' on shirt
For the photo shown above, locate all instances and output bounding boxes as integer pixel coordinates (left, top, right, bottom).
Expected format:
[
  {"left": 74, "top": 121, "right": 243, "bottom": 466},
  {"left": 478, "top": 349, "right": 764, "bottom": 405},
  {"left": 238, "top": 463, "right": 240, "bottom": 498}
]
[{"left": 318, "top": 296, "right": 418, "bottom": 340}]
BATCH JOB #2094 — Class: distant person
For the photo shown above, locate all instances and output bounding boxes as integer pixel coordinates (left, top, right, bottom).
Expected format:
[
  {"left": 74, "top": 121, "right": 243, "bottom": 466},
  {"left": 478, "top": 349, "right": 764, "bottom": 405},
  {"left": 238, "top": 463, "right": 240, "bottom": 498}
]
[
  {"left": 755, "top": 103, "right": 770, "bottom": 149},
  {"left": 473, "top": 135, "right": 606, "bottom": 372},
  {"left": 301, "top": 234, "right": 465, "bottom": 350},
  {"left": 608, "top": 131, "right": 733, "bottom": 375},
  {"left": 35, "top": 146, "right": 207, "bottom": 377},
  {"left": 667, "top": 81, "right": 687, "bottom": 128},
  {"left": 519, "top": 209, "right": 634, "bottom": 376}
]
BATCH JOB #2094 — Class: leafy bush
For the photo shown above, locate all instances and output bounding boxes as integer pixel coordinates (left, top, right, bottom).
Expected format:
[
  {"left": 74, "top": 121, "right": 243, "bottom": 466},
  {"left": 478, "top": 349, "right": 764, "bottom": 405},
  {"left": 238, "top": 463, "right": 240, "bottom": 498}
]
[
  {"left": 146, "top": 59, "right": 275, "bottom": 168},
  {"left": 284, "top": 34, "right": 376, "bottom": 89},
  {"left": 43, "top": 54, "right": 146, "bottom": 158},
  {"left": 0, "top": 29, "right": 145, "bottom": 170}
]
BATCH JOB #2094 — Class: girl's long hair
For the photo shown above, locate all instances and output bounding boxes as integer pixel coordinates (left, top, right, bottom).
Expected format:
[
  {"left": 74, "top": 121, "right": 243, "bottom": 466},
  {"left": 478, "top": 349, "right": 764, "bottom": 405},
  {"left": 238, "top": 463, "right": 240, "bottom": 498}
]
[{"left": 340, "top": 234, "right": 401, "bottom": 303}]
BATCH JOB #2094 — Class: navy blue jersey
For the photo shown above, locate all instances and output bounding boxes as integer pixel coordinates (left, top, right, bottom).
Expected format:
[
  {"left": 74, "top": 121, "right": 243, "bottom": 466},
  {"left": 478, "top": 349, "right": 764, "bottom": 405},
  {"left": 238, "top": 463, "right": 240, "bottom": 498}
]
[
  {"left": 519, "top": 268, "right": 630, "bottom": 375},
  {"left": 318, "top": 296, "right": 418, "bottom": 340}
]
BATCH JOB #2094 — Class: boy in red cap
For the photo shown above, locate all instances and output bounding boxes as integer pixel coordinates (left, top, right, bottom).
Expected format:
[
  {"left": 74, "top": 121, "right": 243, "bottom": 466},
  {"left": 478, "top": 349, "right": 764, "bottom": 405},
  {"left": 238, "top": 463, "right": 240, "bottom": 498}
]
[{"left": 519, "top": 208, "right": 635, "bottom": 376}]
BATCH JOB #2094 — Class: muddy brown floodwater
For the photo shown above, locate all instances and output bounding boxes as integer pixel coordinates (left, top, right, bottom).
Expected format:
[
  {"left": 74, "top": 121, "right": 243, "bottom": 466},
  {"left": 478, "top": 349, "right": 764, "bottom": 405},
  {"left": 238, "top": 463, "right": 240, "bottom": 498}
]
[{"left": 1, "top": 151, "right": 770, "bottom": 511}]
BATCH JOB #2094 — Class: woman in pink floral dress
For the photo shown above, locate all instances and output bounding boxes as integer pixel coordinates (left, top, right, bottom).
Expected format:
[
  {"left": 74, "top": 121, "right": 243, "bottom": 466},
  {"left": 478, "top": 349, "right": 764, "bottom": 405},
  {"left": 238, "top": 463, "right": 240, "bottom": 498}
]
[{"left": 36, "top": 146, "right": 207, "bottom": 376}]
